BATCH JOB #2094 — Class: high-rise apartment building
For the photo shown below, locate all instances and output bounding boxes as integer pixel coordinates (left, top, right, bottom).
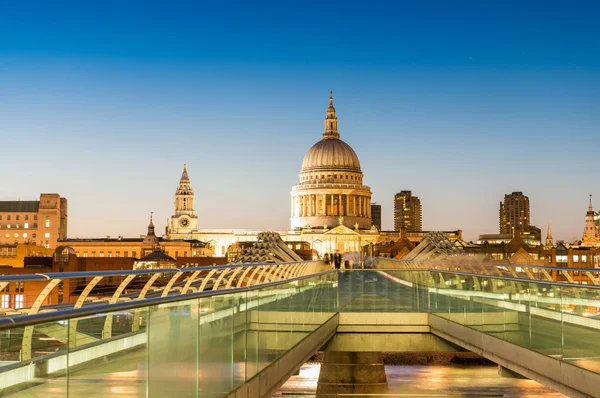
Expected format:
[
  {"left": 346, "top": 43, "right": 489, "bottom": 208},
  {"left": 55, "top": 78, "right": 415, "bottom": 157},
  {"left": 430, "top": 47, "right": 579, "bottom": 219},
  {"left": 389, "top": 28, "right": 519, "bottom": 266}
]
[
  {"left": 394, "top": 191, "right": 422, "bottom": 231},
  {"left": 371, "top": 203, "right": 382, "bottom": 230},
  {"left": 499, "top": 192, "right": 530, "bottom": 235}
]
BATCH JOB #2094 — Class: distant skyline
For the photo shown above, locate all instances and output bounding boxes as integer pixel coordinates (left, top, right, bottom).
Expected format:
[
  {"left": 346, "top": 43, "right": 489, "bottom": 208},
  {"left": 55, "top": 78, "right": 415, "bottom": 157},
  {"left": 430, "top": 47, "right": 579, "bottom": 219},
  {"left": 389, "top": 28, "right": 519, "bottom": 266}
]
[{"left": 1, "top": 1, "right": 599, "bottom": 242}]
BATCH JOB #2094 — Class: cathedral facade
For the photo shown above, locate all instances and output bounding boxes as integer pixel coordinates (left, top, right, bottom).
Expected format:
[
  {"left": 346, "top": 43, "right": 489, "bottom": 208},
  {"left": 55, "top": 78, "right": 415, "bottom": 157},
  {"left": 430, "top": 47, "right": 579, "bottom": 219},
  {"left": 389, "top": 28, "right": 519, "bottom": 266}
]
[
  {"left": 166, "top": 93, "right": 380, "bottom": 257},
  {"left": 290, "top": 92, "right": 373, "bottom": 230}
]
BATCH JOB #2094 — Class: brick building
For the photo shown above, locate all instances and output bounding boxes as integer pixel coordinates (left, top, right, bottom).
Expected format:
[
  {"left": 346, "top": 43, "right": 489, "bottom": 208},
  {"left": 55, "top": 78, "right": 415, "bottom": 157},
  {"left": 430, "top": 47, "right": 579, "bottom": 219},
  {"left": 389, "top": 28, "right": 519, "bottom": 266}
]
[{"left": 0, "top": 193, "right": 67, "bottom": 249}]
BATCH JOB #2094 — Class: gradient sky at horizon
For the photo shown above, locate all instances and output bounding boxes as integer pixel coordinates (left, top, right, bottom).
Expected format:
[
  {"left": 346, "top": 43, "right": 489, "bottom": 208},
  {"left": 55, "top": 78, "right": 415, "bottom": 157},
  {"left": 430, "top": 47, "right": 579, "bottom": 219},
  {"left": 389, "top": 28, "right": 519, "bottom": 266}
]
[{"left": 1, "top": 0, "right": 599, "bottom": 242}]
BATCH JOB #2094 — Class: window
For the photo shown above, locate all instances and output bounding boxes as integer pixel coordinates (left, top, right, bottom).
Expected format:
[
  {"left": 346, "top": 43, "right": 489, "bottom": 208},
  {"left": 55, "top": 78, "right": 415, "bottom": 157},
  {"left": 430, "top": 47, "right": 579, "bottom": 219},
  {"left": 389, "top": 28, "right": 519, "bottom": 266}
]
[
  {"left": 175, "top": 251, "right": 179, "bottom": 257},
  {"left": 99, "top": 251, "right": 104, "bottom": 257},
  {"left": 34, "top": 215, "right": 37, "bottom": 221},
  {"left": 116, "top": 251, "right": 120, "bottom": 257},
  {"left": 83, "top": 252, "right": 88, "bottom": 257},
  {"left": 1, "top": 295, "right": 9, "bottom": 309},
  {"left": 44, "top": 233, "right": 50, "bottom": 238},
  {"left": 6, "top": 225, "right": 9, "bottom": 229},
  {"left": 556, "top": 255, "right": 568, "bottom": 263},
  {"left": 32, "top": 233, "right": 36, "bottom": 239},
  {"left": 6, "top": 216, "right": 10, "bottom": 221},
  {"left": 15, "top": 295, "right": 24, "bottom": 309},
  {"left": 24, "top": 215, "right": 28, "bottom": 221},
  {"left": 124, "top": 251, "right": 129, "bottom": 257},
  {"left": 16, "top": 281, "right": 23, "bottom": 293},
  {"left": 108, "top": 252, "right": 112, "bottom": 257},
  {"left": 24, "top": 223, "right": 28, "bottom": 229},
  {"left": 582, "top": 255, "right": 587, "bottom": 263},
  {"left": 15, "top": 224, "right": 19, "bottom": 229},
  {"left": 573, "top": 255, "right": 579, "bottom": 263},
  {"left": 22, "top": 233, "right": 27, "bottom": 238},
  {"left": 132, "top": 251, "right": 137, "bottom": 258},
  {"left": 45, "top": 219, "right": 50, "bottom": 228},
  {"left": 15, "top": 215, "right": 19, "bottom": 221}
]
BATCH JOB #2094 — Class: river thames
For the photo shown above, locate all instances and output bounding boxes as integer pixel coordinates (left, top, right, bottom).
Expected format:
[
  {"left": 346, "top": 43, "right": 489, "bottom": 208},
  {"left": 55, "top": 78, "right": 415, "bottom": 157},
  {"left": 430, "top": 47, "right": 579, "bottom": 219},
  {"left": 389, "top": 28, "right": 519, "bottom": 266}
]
[{"left": 274, "top": 364, "right": 565, "bottom": 397}]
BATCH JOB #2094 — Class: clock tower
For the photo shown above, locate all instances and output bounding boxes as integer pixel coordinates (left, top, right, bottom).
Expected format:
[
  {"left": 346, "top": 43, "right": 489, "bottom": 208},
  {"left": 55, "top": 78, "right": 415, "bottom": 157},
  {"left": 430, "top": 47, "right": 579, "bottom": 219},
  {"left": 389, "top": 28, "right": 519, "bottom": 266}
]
[{"left": 170, "top": 164, "right": 198, "bottom": 234}]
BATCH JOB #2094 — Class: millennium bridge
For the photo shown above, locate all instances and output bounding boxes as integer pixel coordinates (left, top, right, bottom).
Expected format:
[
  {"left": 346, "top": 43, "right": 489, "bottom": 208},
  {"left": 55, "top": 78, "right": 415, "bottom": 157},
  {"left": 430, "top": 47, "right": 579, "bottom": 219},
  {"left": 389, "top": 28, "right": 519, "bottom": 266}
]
[{"left": 0, "top": 258, "right": 600, "bottom": 397}]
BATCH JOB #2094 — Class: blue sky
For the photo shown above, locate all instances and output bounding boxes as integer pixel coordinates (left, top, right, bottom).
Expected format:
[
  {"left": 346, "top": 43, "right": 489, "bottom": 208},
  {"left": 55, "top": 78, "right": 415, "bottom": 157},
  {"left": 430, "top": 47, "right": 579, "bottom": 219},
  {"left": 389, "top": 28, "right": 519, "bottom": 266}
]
[{"left": 1, "top": 1, "right": 599, "bottom": 241}]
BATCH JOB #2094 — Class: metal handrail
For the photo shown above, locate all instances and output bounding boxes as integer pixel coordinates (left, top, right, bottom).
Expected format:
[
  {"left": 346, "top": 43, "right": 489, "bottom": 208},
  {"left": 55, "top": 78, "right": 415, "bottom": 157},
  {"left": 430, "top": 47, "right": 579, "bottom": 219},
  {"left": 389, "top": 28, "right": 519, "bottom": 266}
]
[
  {"left": 0, "top": 269, "right": 336, "bottom": 331},
  {"left": 373, "top": 268, "right": 600, "bottom": 290},
  {"left": 4, "top": 267, "right": 598, "bottom": 331},
  {"left": 376, "top": 257, "right": 600, "bottom": 273},
  {"left": 0, "top": 260, "right": 314, "bottom": 282}
]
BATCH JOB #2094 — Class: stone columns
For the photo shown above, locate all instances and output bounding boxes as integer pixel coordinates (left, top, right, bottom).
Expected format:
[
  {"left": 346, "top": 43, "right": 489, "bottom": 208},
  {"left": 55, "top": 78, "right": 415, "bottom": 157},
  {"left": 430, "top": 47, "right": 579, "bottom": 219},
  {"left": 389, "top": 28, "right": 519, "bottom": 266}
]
[
  {"left": 338, "top": 194, "right": 342, "bottom": 216},
  {"left": 359, "top": 196, "right": 363, "bottom": 217},
  {"left": 344, "top": 195, "right": 348, "bottom": 216},
  {"left": 331, "top": 194, "right": 335, "bottom": 216}
]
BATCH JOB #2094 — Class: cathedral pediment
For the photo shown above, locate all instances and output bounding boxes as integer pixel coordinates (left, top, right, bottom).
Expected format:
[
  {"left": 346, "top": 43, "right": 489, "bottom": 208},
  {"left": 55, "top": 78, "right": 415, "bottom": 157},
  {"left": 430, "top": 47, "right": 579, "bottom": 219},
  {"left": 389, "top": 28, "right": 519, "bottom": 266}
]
[{"left": 323, "top": 225, "right": 360, "bottom": 236}]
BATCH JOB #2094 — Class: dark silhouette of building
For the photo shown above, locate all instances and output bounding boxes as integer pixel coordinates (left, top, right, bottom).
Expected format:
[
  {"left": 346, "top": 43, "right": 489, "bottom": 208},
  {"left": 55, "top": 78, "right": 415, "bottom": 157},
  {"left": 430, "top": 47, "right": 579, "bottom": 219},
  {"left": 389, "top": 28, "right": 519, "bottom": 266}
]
[{"left": 371, "top": 203, "right": 382, "bottom": 230}]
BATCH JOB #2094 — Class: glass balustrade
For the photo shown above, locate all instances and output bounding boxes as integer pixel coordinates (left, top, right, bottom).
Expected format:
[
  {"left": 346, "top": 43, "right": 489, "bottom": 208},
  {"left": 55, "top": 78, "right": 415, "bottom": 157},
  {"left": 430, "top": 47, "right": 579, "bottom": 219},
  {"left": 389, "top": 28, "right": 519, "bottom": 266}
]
[
  {"left": 1, "top": 267, "right": 600, "bottom": 397},
  {"left": 0, "top": 272, "right": 338, "bottom": 397}
]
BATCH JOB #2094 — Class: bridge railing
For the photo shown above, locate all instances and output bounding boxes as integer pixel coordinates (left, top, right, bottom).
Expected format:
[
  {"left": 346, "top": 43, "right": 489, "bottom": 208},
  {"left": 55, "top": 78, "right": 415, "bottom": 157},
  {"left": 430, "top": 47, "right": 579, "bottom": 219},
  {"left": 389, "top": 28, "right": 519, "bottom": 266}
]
[
  {"left": 0, "top": 269, "right": 338, "bottom": 396},
  {"left": 0, "top": 260, "right": 325, "bottom": 317},
  {"left": 373, "top": 256, "right": 600, "bottom": 285},
  {"left": 338, "top": 268, "right": 600, "bottom": 388}
]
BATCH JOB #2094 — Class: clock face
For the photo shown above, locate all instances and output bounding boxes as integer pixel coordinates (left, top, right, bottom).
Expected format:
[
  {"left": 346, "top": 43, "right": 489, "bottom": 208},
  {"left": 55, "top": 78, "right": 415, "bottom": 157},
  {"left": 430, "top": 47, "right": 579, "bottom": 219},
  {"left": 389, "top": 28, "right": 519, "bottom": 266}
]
[{"left": 179, "top": 218, "right": 190, "bottom": 228}]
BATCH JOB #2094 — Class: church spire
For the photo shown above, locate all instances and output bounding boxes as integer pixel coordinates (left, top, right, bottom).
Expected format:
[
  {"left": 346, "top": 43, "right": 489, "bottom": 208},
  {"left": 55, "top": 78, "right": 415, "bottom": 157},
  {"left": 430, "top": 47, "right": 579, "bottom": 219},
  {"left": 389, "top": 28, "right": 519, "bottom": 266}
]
[
  {"left": 147, "top": 212, "right": 155, "bottom": 235},
  {"left": 582, "top": 194, "right": 600, "bottom": 245},
  {"left": 545, "top": 220, "right": 553, "bottom": 247},
  {"left": 180, "top": 163, "right": 190, "bottom": 183},
  {"left": 323, "top": 91, "right": 340, "bottom": 140},
  {"left": 143, "top": 212, "right": 159, "bottom": 246}
]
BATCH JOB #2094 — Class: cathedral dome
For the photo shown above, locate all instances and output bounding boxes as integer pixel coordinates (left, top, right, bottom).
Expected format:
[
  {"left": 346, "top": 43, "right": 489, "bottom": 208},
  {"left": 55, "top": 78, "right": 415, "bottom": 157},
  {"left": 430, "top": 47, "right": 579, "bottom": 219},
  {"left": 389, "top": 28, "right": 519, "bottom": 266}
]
[{"left": 301, "top": 138, "right": 361, "bottom": 173}]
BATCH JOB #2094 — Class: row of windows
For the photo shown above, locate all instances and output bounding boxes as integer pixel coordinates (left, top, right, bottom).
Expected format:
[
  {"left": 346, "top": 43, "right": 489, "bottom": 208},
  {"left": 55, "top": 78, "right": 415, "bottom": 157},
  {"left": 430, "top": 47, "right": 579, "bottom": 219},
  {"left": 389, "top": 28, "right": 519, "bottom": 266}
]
[
  {"left": 0, "top": 223, "right": 38, "bottom": 229},
  {"left": 81, "top": 251, "right": 137, "bottom": 258},
  {"left": 77, "top": 250, "right": 191, "bottom": 258},
  {"left": 301, "top": 174, "right": 361, "bottom": 182},
  {"left": 0, "top": 215, "right": 38, "bottom": 221},
  {"left": 0, "top": 220, "right": 50, "bottom": 228},
  {"left": 555, "top": 255, "right": 588, "bottom": 263},
  {"left": 2, "top": 232, "right": 49, "bottom": 239}
]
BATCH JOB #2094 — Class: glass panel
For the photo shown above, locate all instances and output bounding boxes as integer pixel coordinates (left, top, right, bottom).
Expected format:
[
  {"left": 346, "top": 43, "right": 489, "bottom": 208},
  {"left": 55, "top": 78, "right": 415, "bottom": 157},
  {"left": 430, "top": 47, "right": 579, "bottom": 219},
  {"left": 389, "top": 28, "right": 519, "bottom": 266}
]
[
  {"left": 562, "top": 285, "right": 600, "bottom": 373},
  {"left": 148, "top": 298, "right": 198, "bottom": 397},
  {"left": 198, "top": 293, "right": 237, "bottom": 398},
  {"left": 68, "top": 308, "right": 148, "bottom": 397},
  {"left": 0, "top": 322, "right": 68, "bottom": 397}
]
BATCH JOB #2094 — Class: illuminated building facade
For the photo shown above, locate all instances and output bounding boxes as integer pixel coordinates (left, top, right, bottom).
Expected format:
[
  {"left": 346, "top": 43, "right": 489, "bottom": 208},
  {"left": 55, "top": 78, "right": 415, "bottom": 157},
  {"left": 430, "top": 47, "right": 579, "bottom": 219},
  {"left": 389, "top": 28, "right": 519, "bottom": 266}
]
[
  {"left": 393, "top": 191, "right": 422, "bottom": 232},
  {"left": 0, "top": 193, "right": 67, "bottom": 249},
  {"left": 499, "top": 192, "right": 530, "bottom": 234},
  {"left": 166, "top": 93, "right": 380, "bottom": 256}
]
